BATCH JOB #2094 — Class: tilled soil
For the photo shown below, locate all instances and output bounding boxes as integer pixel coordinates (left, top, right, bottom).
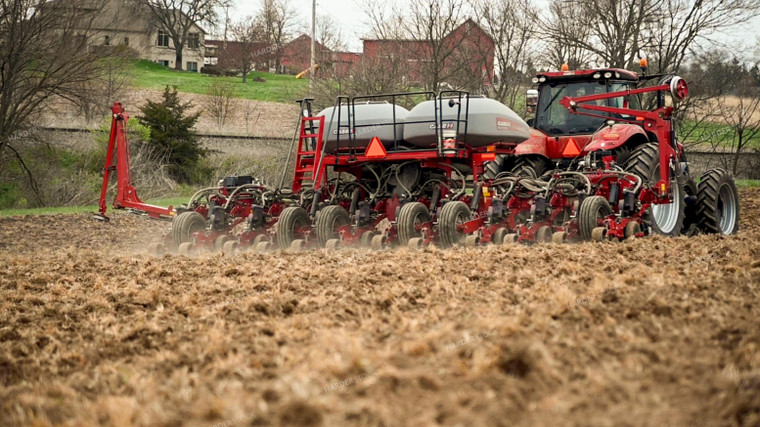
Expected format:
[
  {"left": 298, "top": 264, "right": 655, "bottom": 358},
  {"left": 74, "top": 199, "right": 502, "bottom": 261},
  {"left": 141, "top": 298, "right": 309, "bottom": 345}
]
[{"left": 1, "top": 190, "right": 759, "bottom": 427}]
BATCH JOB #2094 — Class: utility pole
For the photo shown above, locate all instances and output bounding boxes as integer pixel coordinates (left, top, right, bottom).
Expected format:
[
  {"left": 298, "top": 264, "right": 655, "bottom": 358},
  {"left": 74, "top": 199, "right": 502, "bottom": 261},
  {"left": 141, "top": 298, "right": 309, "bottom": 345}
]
[{"left": 310, "top": 0, "right": 316, "bottom": 94}]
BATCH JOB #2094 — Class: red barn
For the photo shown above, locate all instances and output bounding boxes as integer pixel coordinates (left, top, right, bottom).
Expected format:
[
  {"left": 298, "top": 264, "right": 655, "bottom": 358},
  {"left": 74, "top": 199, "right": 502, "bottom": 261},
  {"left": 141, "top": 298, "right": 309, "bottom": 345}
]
[{"left": 362, "top": 19, "right": 495, "bottom": 88}]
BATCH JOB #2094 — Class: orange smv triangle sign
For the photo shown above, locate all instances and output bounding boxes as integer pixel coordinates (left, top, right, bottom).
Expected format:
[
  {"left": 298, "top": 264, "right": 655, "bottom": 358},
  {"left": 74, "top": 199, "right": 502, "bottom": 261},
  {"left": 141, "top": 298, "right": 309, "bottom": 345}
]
[
  {"left": 365, "top": 137, "right": 386, "bottom": 158},
  {"left": 562, "top": 138, "right": 581, "bottom": 157}
]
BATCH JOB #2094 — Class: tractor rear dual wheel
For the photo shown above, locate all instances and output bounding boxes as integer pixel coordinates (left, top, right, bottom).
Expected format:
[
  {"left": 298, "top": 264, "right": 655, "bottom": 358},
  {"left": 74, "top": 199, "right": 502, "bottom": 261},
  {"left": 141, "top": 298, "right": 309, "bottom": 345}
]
[
  {"left": 696, "top": 168, "right": 739, "bottom": 235},
  {"left": 511, "top": 156, "right": 551, "bottom": 179},
  {"left": 482, "top": 154, "right": 510, "bottom": 180},
  {"left": 625, "top": 143, "right": 685, "bottom": 236}
]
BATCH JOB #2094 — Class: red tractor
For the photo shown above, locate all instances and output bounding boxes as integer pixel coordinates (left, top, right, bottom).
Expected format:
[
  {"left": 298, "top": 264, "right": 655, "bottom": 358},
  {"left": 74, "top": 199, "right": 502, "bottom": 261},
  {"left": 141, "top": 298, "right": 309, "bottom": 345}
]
[{"left": 493, "top": 63, "right": 740, "bottom": 237}]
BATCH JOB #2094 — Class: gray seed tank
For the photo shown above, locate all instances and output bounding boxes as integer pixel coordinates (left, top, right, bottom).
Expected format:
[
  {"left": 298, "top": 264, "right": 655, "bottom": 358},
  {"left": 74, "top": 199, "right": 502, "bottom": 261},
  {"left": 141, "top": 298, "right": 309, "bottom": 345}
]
[
  {"left": 316, "top": 102, "right": 409, "bottom": 153},
  {"left": 403, "top": 96, "right": 531, "bottom": 148}
]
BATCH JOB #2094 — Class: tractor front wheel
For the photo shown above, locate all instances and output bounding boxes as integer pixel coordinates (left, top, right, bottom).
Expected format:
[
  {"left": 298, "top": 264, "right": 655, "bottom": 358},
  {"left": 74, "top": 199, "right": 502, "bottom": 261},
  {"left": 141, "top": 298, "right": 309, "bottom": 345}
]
[{"left": 696, "top": 168, "right": 739, "bottom": 235}]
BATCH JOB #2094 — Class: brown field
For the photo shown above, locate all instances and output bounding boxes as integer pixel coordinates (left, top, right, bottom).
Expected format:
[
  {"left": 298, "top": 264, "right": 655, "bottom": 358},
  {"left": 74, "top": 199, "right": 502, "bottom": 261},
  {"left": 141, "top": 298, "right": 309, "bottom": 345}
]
[{"left": 1, "top": 190, "right": 760, "bottom": 427}]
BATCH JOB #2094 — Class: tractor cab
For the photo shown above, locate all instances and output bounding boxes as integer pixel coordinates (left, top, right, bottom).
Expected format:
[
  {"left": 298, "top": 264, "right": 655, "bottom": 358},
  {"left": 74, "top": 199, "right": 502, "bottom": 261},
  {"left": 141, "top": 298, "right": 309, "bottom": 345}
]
[{"left": 513, "top": 67, "right": 649, "bottom": 176}]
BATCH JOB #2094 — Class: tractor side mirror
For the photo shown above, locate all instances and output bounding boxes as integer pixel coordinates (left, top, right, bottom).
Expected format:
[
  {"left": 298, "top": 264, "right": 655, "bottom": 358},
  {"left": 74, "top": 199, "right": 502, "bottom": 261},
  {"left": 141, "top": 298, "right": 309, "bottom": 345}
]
[{"left": 526, "top": 89, "right": 538, "bottom": 114}]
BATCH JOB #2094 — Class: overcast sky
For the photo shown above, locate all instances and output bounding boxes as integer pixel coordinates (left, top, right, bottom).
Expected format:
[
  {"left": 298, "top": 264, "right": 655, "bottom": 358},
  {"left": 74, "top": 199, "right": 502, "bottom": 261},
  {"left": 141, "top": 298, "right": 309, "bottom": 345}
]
[{"left": 232, "top": 0, "right": 760, "bottom": 59}]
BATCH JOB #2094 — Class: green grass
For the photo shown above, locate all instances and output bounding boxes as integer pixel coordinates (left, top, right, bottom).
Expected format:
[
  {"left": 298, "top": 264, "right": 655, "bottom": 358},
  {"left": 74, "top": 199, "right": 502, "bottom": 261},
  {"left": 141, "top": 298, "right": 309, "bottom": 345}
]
[
  {"left": 129, "top": 59, "right": 309, "bottom": 103},
  {"left": 735, "top": 179, "right": 760, "bottom": 188},
  {"left": 0, "top": 197, "right": 190, "bottom": 217},
  {"left": 680, "top": 120, "right": 760, "bottom": 148}
]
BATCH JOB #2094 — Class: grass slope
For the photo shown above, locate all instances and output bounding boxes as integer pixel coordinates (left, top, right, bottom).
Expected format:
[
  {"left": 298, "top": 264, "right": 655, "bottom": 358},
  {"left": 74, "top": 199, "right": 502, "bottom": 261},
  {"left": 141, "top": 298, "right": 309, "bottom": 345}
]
[
  {"left": 130, "top": 60, "right": 309, "bottom": 103},
  {"left": 0, "top": 197, "right": 189, "bottom": 217}
]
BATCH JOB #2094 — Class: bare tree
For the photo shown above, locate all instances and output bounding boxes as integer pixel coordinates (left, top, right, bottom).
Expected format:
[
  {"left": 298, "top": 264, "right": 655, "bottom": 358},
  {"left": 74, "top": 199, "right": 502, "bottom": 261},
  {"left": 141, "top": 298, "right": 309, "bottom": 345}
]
[
  {"left": 229, "top": 16, "right": 263, "bottom": 83},
  {"left": 73, "top": 48, "right": 137, "bottom": 124},
  {"left": 138, "top": 0, "right": 226, "bottom": 70},
  {"left": 540, "top": 0, "right": 594, "bottom": 69},
  {"left": 0, "top": 0, "right": 107, "bottom": 203},
  {"left": 642, "top": 0, "right": 760, "bottom": 74},
  {"left": 204, "top": 80, "right": 240, "bottom": 129},
  {"left": 254, "top": 0, "right": 298, "bottom": 72},
  {"left": 366, "top": 0, "right": 477, "bottom": 92},
  {"left": 540, "top": 0, "right": 661, "bottom": 69},
  {"left": 473, "top": 0, "right": 538, "bottom": 109},
  {"left": 682, "top": 51, "right": 760, "bottom": 176},
  {"left": 312, "top": 55, "right": 413, "bottom": 109},
  {"left": 316, "top": 13, "right": 345, "bottom": 52}
]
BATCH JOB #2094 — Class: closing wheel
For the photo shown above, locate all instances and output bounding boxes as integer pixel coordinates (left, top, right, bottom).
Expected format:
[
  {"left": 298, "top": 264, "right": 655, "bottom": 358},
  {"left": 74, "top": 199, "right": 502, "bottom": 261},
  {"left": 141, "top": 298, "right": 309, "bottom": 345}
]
[
  {"left": 397, "top": 202, "right": 432, "bottom": 245},
  {"left": 438, "top": 201, "right": 471, "bottom": 248},
  {"left": 214, "top": 235, "right": 231, "bottom": 251},
  {"left": 172, "top": 211, "right": 206, "bottom": 246},
  {"left": 535, "top": 226, "right": 552, "bottom": 243},
  {"left": 624, "top": 221, "right": 641, "bottom": 239},
  {"left": 316, "top": 205, "right": 350, "bottom": 247},
  {"left": 464, "top": 235, "right": 480, "bottom": 247},
  {"left": 148, "top": 242, "right": 165, "bottom": 256},
  {"left": 625, "top": 143, "right": 685, "bottom": 236},
  {"left": 492, "top": 227, "right": 508, "bottom": 245},
  {"left": 579, "top": 196, "right": 613, "bottom": 241},
  {"left": 552, "top": 231, "right": 567, "bottom": 244},
  {"left": 289, "top": 239, "right": 306, "bottom": 251},
  {"left": 370, "top": 234, "right": 386, "bottom": 250},
  {"left": 696, "top": 168, "right": 740, "bottom": 235},
  {"left": 408, "top": 237, "right": 423, "bottom": 249},
  {"left": 591, "top": 227, "right": 607, "bottom": 242},
  {"left": 253, "top": 234, "right": 268, "bottom": 247},
  {"left": 276, "top": 207, "right": 310, "bottom": 249},
  {"left": 177, "top": 242, "right": 194, "bottom": 256},
  {"left": 255, "top": 241, "right": 271, "bottom": 253},
  {"left": 503, "top": 233, "right": 518, "bottom": 244},
  {"left": 325, "top": 238, "right": 341, "bottom": 250},
  {"left": 360, "top": 231, "right": 375, "bottom": 247},
  {"left": 222, "top": 240, "right": 239, "bottom": 255}
]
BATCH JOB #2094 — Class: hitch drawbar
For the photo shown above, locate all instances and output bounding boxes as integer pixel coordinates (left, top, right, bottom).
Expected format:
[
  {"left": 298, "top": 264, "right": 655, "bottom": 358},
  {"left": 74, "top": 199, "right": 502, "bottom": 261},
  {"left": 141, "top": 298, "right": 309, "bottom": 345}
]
[{"left": 94, "top": 102, "right": 174, "bottom": 221}]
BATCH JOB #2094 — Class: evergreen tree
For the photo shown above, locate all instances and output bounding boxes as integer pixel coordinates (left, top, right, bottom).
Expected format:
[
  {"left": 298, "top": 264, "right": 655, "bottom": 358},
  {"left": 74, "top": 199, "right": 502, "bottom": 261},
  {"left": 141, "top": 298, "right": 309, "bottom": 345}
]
[{"left": 138, "top": 86, "right": 208, "bottom": 183}]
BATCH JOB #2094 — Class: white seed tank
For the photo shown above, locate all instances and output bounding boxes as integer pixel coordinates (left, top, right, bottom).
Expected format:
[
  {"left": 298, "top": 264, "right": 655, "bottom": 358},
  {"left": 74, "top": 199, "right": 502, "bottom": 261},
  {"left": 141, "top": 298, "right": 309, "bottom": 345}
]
[
  {"left": 316, "top": 102, "right": 409, "bottom": 153},
  {"left": 402, "top": 97, "right": 531, "bottom": 148}
]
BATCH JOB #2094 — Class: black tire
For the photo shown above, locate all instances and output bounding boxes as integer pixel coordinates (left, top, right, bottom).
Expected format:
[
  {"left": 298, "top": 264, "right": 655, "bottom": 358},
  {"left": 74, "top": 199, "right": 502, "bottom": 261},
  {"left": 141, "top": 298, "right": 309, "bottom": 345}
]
[
  {"left": 511, "top": 156, "right": 550, "bottom": 178},
  {"left": 397, "top": 202, "right": 431, "bottom": 245},
  {"left": 172, "top": 211, "right": 206, "bottom": 246},
  {"left": 625, "top": 143, "right": 685, "bottom": 236},
  {"left": 438, "top": 201, "right": 471, "bottom": 248},
  {"left": 482, "top": 154, "right": 510, "bottom": 180},
  {"left": 276, "top": 207, "right": 310, "bottom": 249},
  {"left": 579, "top": 196, "right": 613, "bottom": 241},
  {"left": 315, "top": 205, "right": 350, "bottom": 247},
  {"left": 696, "top": 168, "right": 739, "bottom": 235},
  {"left": 682, "top": 177, "right": 699, "bottom": 236}
]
